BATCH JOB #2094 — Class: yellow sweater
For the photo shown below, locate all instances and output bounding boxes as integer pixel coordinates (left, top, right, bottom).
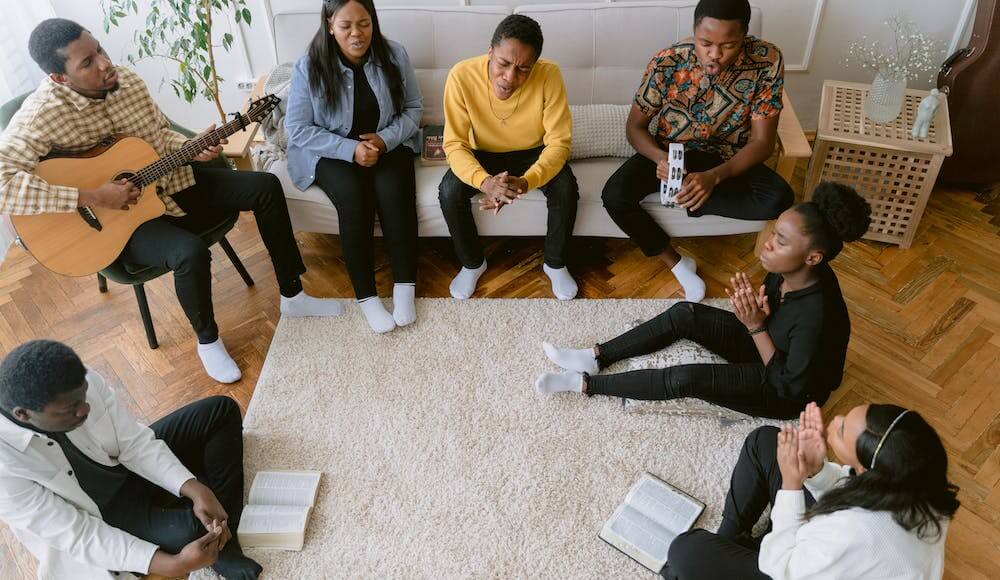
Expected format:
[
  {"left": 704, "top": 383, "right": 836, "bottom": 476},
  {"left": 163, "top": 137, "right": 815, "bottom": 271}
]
[{"left": 442, "top": 55, "right": 572, "bottom": 191}]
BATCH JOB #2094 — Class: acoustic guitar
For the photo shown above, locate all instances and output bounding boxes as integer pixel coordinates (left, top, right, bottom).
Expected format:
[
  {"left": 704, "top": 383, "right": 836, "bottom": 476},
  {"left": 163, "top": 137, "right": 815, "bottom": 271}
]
[{"left": 10, "top": 94, "right": 279, "bottom": 277}]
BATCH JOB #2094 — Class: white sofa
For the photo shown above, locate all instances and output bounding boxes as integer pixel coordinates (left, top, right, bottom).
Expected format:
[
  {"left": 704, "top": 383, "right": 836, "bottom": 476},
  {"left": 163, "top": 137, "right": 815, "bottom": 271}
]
[{"left": 257, "top": 1, "right": 810, "bottom": 244}]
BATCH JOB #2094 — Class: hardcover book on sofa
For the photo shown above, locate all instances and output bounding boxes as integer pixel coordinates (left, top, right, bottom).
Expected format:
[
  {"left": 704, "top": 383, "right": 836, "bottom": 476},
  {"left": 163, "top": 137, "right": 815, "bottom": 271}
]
[
  {"left": 421, "top": 125, "right": 447, "bottom": 166},
  {"left": 599, "top": 472, "right": 705, "bottom": 573},
  {"left": 237, "top": 470, "right": 322, "bottom": 551}
]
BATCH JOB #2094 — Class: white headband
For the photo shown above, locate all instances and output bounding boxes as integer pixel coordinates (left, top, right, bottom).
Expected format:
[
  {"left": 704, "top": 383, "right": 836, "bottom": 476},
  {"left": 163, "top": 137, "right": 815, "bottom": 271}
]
[{"left": 869, "top": 410, "right": 910, "bottom": 470}]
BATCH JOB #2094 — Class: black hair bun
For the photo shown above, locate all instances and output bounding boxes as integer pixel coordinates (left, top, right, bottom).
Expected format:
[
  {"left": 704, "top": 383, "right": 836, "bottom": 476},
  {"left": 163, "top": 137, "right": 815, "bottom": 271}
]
[{"left": 812, "top": 181, "right": 872, "bottom": 243}]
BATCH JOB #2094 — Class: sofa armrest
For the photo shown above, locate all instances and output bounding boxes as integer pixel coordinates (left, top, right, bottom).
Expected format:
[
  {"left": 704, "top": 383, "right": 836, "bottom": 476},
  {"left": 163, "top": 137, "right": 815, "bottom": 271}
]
[
  {"left": 773, "top": 91, "right": 812, "bottom": 193},
  {"left": 777, "top": 92, "right": 811, "bottom": 160}
]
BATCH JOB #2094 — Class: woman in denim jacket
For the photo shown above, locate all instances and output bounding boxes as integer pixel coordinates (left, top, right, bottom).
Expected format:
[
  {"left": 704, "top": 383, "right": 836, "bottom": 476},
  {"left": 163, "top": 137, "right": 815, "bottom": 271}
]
[{"left": 286, "top": 0, "right": 423, "bottom": 333}]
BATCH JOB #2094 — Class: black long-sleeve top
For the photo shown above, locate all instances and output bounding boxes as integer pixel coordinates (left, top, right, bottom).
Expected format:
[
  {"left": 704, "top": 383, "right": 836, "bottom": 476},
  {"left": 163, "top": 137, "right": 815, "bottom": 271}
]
[{"left": 762, "top": 263, "right": 851, "bottom": 403}]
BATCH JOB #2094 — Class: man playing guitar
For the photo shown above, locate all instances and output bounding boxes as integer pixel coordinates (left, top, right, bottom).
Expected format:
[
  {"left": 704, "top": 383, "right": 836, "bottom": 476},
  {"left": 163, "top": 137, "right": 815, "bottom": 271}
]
[{"left": 0, "top": 19, "right": 344, "bottom": 383}]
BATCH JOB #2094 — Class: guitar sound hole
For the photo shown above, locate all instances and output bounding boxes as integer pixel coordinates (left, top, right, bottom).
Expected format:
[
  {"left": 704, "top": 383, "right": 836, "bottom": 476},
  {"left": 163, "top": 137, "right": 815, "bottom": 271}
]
[{"left": 112, "top": 171, "right": 140, "bottom": 188}]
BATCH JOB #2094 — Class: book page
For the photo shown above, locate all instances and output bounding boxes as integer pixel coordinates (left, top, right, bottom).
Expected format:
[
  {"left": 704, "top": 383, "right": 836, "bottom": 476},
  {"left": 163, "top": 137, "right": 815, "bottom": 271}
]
[
  {"left": 248, "top": 471, "right": 321, "bottom": 507},
  {"left": 603, "top": 504, "right": 673, "bottom": 570},
  {"left": 237, "top": 505, "right": 309, "bottom": 535},
  {"left": 627, "top": 474, "right": 703, "bottom": 536}
]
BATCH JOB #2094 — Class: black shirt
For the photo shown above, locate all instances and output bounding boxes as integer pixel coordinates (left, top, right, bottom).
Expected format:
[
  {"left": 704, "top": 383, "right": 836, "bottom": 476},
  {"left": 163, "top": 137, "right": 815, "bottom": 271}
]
[
  {"left": 762, "top": 262, "right": 851, "bottom": 403},
  {"left": 344, "top": 58, "right": 380, "bottom": 140},
  {"left": 1, "top": 409, "right": 130, "bottom": 515}
]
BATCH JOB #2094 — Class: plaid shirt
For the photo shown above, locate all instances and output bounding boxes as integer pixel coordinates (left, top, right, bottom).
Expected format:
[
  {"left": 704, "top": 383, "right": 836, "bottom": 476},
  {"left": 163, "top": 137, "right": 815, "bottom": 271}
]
[
  {"left": 0, "top": 67, "right": 194, "bottom": 217},
  {"left": 634, "top": 36, "right": 784, "bottom": 160}
]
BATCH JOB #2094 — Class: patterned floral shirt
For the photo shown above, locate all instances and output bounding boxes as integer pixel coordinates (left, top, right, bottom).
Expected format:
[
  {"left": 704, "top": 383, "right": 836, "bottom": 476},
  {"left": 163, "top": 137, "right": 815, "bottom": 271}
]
[
  {"left": 0, "top": 67, "right": 193, "bottom": 217},
  {"left": 634, "top": 35, "right": 784, "bottom": 160}
]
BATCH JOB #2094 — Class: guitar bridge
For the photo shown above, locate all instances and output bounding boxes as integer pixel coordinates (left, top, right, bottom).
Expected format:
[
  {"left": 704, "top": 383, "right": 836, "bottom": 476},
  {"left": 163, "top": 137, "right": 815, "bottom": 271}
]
[{"left": 78, "top": 206, "right": 103, "bottom": 231}]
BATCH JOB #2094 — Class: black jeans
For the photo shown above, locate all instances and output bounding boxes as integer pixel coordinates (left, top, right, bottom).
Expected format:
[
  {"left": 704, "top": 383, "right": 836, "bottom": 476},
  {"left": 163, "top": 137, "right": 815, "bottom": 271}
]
[
  {"left": 438, "top": 147, "right": 579, "bottom": 268},
  {"left": 587, "top": 302, "right": 804, "bottom": 419},
  {"left": 121, "top": 166, "right": 307, "bottom": 343},
  {"left": 602, "top": 151, "right": 795, "bottom": 256},
  {"left": 314, "top": 147, "right": 418, "bottom": 299},
  {"left": 662, "top": 426, "right": 816, "bottom": 580},
  {"left": 102, "top": 397, "right": 247, "bottom": 566}
]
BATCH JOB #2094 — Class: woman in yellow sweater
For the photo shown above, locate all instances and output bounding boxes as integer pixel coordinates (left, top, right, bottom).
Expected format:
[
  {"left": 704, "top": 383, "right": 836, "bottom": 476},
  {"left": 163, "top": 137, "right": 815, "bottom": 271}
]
[{"left": 438, "top": 15, "right": 579, "bottom": 300}]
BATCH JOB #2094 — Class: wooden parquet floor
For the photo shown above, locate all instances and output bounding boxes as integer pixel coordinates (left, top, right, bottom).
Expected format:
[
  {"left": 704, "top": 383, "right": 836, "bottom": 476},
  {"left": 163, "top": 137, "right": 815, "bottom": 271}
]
[{"left": 0, "top": 166, "right": 998, "bottom": 578}]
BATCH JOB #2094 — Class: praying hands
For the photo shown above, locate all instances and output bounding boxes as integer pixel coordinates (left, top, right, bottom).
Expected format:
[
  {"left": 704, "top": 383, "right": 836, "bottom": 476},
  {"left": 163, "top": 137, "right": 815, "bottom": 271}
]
[{"left": 725, "top": 271, "right": 770, "bottom": 331}]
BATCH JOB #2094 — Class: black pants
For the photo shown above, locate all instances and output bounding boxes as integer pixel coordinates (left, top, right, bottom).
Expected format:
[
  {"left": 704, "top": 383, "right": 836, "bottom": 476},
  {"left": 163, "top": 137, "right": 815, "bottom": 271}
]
[
  {"left": 438, "top": 147, "right": 579, "bottom": 268},
  {"left": 601, "top": 152, "right": 794, "bottom": 256},
  {"left": 663, "top": 426, "right": 816, "bottom": 580},
  {"left": 314, "top": 147, "right": 418, "bottom": 299},
  {"left": 102, "top": 396, "right": 246, "bottom": 563},
  {"left": 121, "top": 166, "right": 307, "bottom": 343},
  {"left": 587, "top": 302, "right": 804, "bottom": 419}
]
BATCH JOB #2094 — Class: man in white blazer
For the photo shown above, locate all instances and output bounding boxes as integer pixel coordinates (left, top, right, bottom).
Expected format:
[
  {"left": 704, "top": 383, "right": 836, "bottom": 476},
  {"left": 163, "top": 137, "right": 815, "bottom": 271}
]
[{"left": 0, "top": 340, "right": 261, "bottom": 579}]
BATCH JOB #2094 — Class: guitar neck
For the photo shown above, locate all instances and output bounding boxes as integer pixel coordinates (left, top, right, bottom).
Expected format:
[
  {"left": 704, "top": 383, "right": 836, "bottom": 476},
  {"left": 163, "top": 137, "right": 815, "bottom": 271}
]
[{"left": 134, "top": 114, "right": 251, "bottom": 186}]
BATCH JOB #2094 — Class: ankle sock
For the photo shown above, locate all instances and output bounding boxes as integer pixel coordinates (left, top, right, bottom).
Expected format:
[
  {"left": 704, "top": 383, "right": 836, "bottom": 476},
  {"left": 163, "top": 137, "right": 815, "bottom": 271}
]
[
  {"left": 280, "top": 291, "right": 345, "bottom": 318},
  {"left": 543, "top": 264, "right": 578, "bottom": 300},
  {"left": 197, "top": 338, "right": 241, "bottom": 383},
  {"left": 534, "top": 371, "right": 585, "bottom": 395},
  {"left": 671, "top": 256, "right": 706, "bottom": 303},
  {"left": 392, "top": 283, "right": 416, "bottom": 327},
  {"left": 543, "top": 342, "right": 599, "bottom": 374},
  {"left": 359, "top": 297, "right": 396, "bottom": 334},
  {"left": 449, "top": 261, "right": 487, "bottom": 300}
]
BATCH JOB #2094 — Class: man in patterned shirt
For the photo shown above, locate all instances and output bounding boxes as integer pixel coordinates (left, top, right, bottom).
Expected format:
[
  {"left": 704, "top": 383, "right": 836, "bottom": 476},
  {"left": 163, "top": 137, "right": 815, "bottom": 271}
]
[
  {"left": 0, "top": 19, "right": 344, "bottom": 383},
  {"left": 601, "top": 0, "right": 794, "bottom": 302}
]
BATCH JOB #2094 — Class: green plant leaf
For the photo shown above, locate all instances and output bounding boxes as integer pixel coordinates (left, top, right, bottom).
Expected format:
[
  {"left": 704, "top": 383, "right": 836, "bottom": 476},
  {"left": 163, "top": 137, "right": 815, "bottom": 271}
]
[{"left": 242, "top": 8, "right": 251, "bottom": 25}]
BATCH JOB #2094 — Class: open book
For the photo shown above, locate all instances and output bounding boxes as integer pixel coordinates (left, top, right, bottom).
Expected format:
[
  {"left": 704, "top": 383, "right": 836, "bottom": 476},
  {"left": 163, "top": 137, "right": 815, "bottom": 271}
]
[
  {"left": 237, "top": 470, "right": 322, "bottom": 551},
  {"left": 599, "top": 472, "right": 705, "bottom": 573}
]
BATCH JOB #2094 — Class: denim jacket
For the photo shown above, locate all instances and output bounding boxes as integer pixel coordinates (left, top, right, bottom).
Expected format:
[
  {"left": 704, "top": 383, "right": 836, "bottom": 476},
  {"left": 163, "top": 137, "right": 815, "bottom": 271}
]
[{"left": 285, "top": 39, "right": 423, "bottom": 190}]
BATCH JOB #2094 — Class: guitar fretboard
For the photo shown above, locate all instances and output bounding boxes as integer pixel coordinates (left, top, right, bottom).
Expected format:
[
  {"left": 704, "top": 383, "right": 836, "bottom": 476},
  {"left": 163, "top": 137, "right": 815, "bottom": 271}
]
[{"left": 132, "top": 115, "right": 249, "bottom": 187}]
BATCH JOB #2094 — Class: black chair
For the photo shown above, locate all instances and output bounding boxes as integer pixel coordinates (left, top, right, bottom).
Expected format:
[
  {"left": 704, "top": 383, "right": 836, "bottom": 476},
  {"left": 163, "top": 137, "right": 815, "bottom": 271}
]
[{"left": 1, "top": 92, "right": 253, "bottom": 349}]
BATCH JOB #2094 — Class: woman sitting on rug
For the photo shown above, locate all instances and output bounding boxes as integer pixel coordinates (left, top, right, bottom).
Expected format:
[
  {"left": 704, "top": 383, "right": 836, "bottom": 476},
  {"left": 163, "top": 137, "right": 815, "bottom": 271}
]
[
  {"left": 534, "top": 181, "right": 871, "bottom": 419},
  {"left": 286, "top": 0, "right": 423, "bottom": 333},
  {"left": 663, "top": 402, "right": 959, "bottom": 579}
]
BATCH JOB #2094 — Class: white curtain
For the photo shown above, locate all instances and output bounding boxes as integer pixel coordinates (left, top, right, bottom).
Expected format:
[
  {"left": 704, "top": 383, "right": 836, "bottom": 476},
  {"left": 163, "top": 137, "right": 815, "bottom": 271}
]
[{"left": 0, "top": 1, "right": 56, "bottom": 263}]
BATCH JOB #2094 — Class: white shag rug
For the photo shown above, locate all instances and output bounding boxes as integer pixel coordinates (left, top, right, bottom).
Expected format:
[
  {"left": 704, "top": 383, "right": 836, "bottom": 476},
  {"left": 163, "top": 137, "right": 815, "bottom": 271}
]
[{"left": 230, "top": 299, "right": 776, "bottom": 579}]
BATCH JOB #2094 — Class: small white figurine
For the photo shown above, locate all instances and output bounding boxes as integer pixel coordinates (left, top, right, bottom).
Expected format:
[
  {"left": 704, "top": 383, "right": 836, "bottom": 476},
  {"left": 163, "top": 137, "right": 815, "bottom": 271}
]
[{"left": 911, "top": 88, "right": 941, "bottom": 139}]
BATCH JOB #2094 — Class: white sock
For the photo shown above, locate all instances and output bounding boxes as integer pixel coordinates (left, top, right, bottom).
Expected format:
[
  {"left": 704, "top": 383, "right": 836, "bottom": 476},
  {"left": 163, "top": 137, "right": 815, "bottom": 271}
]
[
  {"left": 543, "top": 341, "right": 599, "bottom": 374},
  {"left": 543, "top": 264, "right": 578, "bottom": 300},
  {"left": 280, "top": 291, "right": 345, "bottom": 318},
  {"left": 671, "top": 256, "right": 706, "bottom": 303},
  {"left": 197, "top": 338, "right": 241, "bottom": 383},
  {"left": 534, "top": 371, "right": 584, "bottom": 395},
  {"left": 392, "top": 283, "right": 416, "bottom": 327},
  {"left": 359, "top": 297, "right": 396, "bottom": 334},
  {"left": 449, "top": 261, "right": 487, "bottom": 300}
]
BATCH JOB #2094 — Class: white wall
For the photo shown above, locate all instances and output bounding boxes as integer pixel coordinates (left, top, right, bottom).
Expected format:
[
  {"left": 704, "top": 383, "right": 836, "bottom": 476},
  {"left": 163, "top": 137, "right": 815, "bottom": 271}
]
[{"left": 43, "top": 0, "right": 977, "bottom": 131}]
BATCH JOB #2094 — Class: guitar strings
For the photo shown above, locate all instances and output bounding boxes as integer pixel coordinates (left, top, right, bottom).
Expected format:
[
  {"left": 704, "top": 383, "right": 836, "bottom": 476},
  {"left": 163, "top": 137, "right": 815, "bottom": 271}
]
[{"left": 132, "top": 99, "right": 272, "bottom": 188}]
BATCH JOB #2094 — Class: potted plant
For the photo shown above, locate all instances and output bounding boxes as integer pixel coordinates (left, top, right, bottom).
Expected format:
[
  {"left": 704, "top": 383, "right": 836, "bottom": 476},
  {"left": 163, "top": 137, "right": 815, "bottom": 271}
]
[
  {"left": 101, "top": 0, "right": 252, "bottom": 124},
  {"left": 845, "top": 17, "right": 943, "bottom": 124}
]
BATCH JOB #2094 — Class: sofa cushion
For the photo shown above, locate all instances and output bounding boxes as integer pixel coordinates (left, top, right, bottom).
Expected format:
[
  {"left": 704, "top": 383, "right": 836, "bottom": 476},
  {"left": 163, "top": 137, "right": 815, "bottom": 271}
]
[{"left": 569, "top": 104, "right": 635, "bottom": 160}]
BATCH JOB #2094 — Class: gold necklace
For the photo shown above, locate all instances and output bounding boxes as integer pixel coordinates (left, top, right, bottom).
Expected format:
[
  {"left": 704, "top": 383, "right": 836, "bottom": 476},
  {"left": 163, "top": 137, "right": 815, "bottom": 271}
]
[{"left": 487, "top": 83, "right": 522, "bottom": 125}]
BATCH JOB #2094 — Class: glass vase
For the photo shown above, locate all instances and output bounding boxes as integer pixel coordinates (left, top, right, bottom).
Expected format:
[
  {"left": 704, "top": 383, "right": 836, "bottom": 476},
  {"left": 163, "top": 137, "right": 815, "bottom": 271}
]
[{"left": 864, "top": 72, "right": 907, "bottom": 124}]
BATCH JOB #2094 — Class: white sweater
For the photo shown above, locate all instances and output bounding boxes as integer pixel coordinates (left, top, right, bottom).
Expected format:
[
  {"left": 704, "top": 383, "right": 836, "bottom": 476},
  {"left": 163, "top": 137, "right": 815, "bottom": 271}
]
[{"left": 758, "top": 462, "right": 947, "bottom": 580}]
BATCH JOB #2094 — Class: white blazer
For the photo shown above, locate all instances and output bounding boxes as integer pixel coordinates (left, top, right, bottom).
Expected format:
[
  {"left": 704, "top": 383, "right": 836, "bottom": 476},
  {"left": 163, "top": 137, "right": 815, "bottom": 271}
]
[{"left": 0, "top": 371, "right": 195, "bottom": 579}]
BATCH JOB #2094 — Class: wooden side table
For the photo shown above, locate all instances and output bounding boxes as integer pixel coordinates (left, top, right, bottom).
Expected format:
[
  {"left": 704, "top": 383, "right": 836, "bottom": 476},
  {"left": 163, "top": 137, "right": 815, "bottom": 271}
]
[{"left": 804, "top": 80, "right": 953, "bottom": 248}]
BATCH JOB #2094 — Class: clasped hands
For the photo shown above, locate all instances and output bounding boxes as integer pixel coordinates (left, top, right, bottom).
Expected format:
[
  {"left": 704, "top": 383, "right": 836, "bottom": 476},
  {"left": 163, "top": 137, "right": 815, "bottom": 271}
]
[
  {"left": 479, "top": 171, "right": 528, "bottom": 215},
  {"left": 725, "top": 271, "right": 770, "bottom": 331},
  {"left": 655, "top": 151, "right": 720, "bottom": 212},
  {"left": 777, "top": 402, "right": 828, "bottom": 490},
  {"left": 353, "top": 133, "right": 387, "bottom": 167}
]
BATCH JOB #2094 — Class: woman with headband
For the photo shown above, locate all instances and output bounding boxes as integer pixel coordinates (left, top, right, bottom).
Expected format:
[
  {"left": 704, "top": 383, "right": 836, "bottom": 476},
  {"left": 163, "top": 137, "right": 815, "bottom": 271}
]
[
  {"left": 536, "top": 181, "right": 871, "bottom": 419},
  {"left": 662, "top": 402, "right": 960, "bottom": 579}
]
